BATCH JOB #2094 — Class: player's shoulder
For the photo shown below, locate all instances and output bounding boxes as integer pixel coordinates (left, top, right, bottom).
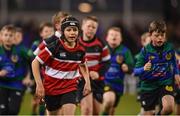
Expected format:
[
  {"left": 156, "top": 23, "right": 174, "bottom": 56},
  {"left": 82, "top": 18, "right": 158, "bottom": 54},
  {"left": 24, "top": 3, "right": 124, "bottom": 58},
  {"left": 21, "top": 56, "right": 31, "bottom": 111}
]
[
  {"left": 164, "top": 42, "right": 174, "bottom": 51},
  {"left": 96, "top": 36, "right": 107, "bottom": 46},
  {"left": 44, "top": 35, "right": 59, "bottom": 45},
  {"left": 77, "top": 41, "right": 86, "bottom": 52},
  {"left": 143, "top": 43, "right": 155, "bottom": 53}
]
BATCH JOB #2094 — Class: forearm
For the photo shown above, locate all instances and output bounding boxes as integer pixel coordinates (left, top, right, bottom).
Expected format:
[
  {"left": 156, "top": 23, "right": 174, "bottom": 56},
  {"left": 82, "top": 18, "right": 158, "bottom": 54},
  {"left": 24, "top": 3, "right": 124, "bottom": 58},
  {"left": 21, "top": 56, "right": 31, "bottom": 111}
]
[
  {"left": 79, "top": 63, "right": 90, "bottom": 84},
  {"left": 133, "top": 67, "right": 144, "bottom": 76},
  {"left": 31, "top": 59, "right": 43, "bottom": 87}
]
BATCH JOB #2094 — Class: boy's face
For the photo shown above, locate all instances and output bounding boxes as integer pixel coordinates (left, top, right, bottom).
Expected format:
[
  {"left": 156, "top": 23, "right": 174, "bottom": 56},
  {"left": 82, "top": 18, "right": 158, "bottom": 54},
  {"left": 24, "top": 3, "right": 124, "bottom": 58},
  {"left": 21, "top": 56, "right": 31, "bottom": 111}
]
[
  {"left": 64, "top": 26, "right": 79, "bottom": 43},
  {"left": 82, "top": 20, "right": 98, "bottom": 39},
  {"left": 1, "top": 30, "right": 14, "bottom": 47},
  {"left": 106, "top": 29, "right": 122, "bottom": 48},
  {"left": 150, "top": 31, "right": 166, "bottom": 47},
  {"left": 40, "top": 26, "right": 54, "bottom": 39},
  {"left": 14, "top": 32, "right": 23, "bottom": 45},
  {"left": 141, "top": 36, "right": 151, "bottom": 47}
]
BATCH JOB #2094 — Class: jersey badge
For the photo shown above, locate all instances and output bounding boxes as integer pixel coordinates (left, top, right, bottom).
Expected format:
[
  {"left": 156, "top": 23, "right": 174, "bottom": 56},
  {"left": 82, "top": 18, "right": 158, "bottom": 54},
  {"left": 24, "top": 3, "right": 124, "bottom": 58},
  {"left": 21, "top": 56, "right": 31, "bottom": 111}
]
[
  {"left": 11, "top": 55, "right": 18, "bottom": 63},
  {"left": 165, "top": 85, "right": 173, "bottom": 92},
  {"left": 148, "top": 55, "right": 155, "bottom": 60},
  {"left": 104, "top": 85, "right": 110, "bottom": 91},
  {"left": 116, "top": 55, "right": 124, "bottom": 64},
  {"left": 165, "top": 53, "right": 172, "bottom": 60},
  {"left": 60, "top": 52, "right": 66, "bottom": 57}
]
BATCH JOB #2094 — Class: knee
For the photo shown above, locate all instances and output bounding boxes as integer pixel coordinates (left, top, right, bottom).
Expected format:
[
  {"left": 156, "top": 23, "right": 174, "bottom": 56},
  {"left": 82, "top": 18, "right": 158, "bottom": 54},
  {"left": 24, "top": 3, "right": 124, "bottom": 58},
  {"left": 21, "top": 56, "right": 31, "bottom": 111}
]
[
  {"left": 162, "top": 104, "right": 174, "bottom": 115},
  {"left": 104, "top": 98, "right": 114, "bottom": 107},
  {"left": 85, "top": 108, "right": 93, "bottom": 115},
  {"left": 81, "top": 106, "right": 93, "bottom": 115}
]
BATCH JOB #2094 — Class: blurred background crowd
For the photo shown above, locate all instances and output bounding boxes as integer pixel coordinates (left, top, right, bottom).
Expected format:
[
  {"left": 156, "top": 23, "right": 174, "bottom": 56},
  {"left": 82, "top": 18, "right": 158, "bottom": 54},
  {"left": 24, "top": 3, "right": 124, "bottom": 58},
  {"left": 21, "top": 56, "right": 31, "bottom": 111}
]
[{"left": 0, "top": 0, "right": 179, "bottom": 53}]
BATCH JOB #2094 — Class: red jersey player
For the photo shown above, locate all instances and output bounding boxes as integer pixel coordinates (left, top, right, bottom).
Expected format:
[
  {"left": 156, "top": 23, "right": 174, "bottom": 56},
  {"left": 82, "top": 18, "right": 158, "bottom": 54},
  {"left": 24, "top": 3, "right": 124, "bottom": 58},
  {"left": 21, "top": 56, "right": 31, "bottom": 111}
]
[{"left": 32, "top": 16, "right": 91, "bottom": 115}]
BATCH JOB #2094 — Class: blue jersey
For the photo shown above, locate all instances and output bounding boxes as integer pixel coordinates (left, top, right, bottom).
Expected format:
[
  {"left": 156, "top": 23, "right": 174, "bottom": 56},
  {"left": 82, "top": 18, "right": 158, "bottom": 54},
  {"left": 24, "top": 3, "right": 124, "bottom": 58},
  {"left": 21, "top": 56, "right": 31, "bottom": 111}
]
[
  {"left": 104, "top": 44, "right": 134, "bottom": 93},
  {"left": 134, "top": 42, "right": 179, "bottom": 92},
  {"left": 134, "top": 42, "right": 179, "bottom": 81},
  {"left": 0, "top": 45, "right": 29, "bottom": 91}
]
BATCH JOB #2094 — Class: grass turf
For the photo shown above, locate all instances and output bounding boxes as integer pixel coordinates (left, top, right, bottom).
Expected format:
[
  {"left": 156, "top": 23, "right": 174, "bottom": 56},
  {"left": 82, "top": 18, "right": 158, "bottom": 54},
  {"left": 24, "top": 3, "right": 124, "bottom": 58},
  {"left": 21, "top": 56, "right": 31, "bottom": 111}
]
[{"left": 19, "top": 92, "right": 141, "bottom": 115}]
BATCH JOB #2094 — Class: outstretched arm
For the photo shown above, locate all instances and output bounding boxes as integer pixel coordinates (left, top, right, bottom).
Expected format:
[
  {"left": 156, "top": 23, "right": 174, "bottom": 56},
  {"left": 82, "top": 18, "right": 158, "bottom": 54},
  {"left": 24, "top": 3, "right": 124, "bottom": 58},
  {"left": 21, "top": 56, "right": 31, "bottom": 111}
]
[{"left": 134, "top": 48, "right": 146, "bottom": 76}]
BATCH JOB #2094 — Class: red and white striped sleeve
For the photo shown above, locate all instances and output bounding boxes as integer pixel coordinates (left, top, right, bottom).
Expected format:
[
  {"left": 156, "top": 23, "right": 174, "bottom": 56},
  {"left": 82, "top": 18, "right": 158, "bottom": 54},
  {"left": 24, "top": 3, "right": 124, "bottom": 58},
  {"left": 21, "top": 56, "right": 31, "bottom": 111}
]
[
  {"left": 33, "top": 41, "right": 46, "bottom": 56},
  {"left": 101, "top": 45, "right": 111, "bottom": 62},
  {"left": 36, "top": 47, "right": 52, "bottom": 64}
]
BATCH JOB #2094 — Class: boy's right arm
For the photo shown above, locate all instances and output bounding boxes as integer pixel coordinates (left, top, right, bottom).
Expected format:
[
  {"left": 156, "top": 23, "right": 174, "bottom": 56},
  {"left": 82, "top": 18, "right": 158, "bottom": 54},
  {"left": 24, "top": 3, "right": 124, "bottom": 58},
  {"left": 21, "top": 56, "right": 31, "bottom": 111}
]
[{"left": 31, "top": 58, "right": 45, "bottom": 100}]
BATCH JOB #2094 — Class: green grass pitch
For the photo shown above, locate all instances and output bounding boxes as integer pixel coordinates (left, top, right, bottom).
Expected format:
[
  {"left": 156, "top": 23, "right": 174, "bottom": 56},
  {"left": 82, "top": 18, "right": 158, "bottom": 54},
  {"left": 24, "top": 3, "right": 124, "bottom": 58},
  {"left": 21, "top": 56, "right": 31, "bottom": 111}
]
[{"left": 19, "top": 92, "right": 141, "bottom": 115}]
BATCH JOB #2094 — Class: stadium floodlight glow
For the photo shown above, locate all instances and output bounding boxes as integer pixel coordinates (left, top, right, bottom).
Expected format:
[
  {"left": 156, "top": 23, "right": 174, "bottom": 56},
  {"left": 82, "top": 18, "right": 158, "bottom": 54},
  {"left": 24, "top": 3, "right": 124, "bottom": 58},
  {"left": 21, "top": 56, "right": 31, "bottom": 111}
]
[{"left": 78, "top": 2, "right": 92, "bottom": 13}]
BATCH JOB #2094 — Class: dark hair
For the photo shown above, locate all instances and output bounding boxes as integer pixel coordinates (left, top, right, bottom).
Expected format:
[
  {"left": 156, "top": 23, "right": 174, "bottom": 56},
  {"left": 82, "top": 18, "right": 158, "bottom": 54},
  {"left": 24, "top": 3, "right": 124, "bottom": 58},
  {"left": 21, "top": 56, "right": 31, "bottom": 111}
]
[
  {"left": 61, "top": 16, "right": 81, "bottom": 41},
  {"left": 149, "top": 20, "right": 167, "bottom": 34}
]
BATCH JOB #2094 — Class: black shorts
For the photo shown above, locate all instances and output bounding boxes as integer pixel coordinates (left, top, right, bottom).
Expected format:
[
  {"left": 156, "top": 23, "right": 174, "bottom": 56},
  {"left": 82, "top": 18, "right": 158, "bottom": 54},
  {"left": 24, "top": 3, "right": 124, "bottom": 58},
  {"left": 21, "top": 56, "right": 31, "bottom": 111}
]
[
  {"left": 76, "top": 78, "right": 86, "bottom": 103},
  {"left": 44, "top": 90, "right": 77, "bottom": 111},
  {"left": 77, "top": 78, "right": 104, "bottom": 103},
  {"left": 140, "top": 85, "right": 174, "bottom": 111},
  {"left": 0, "top": 88, "right": 24, "bottom": 115},
  {"left": 91, "top": 80, "right": 105, "bottom": 103},
  {"left": 104, "top": 85, "right": 122, "bottom": 107}
]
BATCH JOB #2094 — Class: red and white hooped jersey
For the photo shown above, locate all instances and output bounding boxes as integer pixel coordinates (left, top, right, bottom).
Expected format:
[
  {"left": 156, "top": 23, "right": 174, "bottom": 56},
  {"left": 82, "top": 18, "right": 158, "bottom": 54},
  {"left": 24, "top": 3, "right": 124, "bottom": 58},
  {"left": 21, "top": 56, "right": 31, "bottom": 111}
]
[
  {"left": 79, "top": 36, "right": 110, "bottom": 80},
  {"left": 36, "top": 39, "right": 85, "bottom": 95}
]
